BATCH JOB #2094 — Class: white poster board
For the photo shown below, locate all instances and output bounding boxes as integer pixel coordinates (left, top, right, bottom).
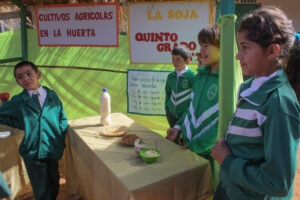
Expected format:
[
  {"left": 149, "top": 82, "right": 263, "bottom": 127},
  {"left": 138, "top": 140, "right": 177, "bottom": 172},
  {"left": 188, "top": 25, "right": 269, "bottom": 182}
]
[
  {"left": 127, "top": 70, "right": 171, "bottom": 115},
  {"left": 36, "top": 3, "right": 119, "bottom": 47},
  {"left": 129, "top": 1, "right": 210, "bottom": 64}
]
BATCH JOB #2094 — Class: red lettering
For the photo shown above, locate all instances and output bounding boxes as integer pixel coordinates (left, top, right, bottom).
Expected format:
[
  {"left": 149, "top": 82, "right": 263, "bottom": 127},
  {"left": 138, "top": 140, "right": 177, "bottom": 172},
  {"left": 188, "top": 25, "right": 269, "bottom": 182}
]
[
  {"left": 91, "top": 29, "right": 95, "bottom": 37},
  {"left": 143, "top": 33, "right": 150, "bottom": 42},
  {"left": 180, "top": 42, "right": 188, "bottom": 47},
  {"left": 156, "top": 43, "right": 172, "bottom": 52},
  {"left": 170, "top": 33, "right": 178, "bottom": 42},
  {"left": 188, "top": 41, "right": 197, "bottom": 50},
  {"left": 134, "top": 32, "right": 178, "bottom": 42},
  {"left": 90, "top": 12, "right": 95, "bottom": 20},
  {"left": 108, "top": 11, "right": 113, "bottom": 19},
  {"left": 164, "top": 43, "right": 171, "bottom": 52},
  {"left": 135, "top": 33, "right": 143, "bottom": 41},
  {"left": 38, "top": 14, "right": 43, "bottom": 21},
  {"left": 157, "top": 43, "right": 164, "bottom": 52},
  {"left": 53, "top": 29, "right": 61, "bottom": 37},
  {"left": 104, "top": 12, "right": 108, "bottom": 19},
  {"left": 38, "top": 13, "right": 70, "bottom": 22},
  {"left": 155, "top": 33, "right": 163, "bottom": 42},
  {"left": 74, "top": 11, "right": 113, "bottom": 21},
  {"left": 66, "top": 13, "right": 70, "bottom": 21},
  {"left": 162, "top": 33, "right": 170, "bottom": 41},
  {"left": 40, "top": 29, "right": 48, "bottom": 37},
  {"left": 172, "top": 42, "right": 179, "bottom": 49},
  {"left": 66, "top": 29, "right": 96, "bottom": 37}
]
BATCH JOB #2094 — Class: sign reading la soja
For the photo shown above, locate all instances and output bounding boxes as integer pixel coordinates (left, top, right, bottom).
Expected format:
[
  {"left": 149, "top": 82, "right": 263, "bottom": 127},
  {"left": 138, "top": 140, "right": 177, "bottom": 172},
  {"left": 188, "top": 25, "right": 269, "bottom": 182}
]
[
  {"left": 36, "top": 3, "right": 119, "bottom": 47},
  {"left": 129, "top": 1, "right": 211, "bottom": 64}
]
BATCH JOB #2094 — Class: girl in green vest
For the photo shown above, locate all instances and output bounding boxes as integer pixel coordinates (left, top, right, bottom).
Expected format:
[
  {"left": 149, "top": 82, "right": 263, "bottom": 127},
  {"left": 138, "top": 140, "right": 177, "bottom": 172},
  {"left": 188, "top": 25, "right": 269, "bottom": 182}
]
[{"left": 212, "top": 6, "right": 300, "bottom": 200}]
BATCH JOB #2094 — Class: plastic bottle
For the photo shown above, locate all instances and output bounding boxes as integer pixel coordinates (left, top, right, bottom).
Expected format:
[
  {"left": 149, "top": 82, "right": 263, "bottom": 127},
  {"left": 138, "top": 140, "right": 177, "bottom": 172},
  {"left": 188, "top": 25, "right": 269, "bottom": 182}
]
[{"left": 100, "top": 88, "right": 111, "bottom": 126}]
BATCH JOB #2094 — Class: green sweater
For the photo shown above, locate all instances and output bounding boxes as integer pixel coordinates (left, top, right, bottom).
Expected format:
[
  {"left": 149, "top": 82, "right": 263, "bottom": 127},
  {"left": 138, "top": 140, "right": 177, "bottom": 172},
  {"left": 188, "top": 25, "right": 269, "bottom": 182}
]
[
  {"left": 0, "top": 87, "right": 68, "bottom": 160},
  {"left": 220, "top": 69, "right": 300, "bottom": 200},
  {"left": 165, "top": 67, "right": 195, "bottom": 119},
  {"left": 177, "top": 65, "right": 219, "bottom": 154}
]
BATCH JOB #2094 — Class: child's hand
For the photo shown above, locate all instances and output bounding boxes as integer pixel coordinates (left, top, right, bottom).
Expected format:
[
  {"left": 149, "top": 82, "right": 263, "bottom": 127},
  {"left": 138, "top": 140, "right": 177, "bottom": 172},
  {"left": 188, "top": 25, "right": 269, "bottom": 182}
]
[
  {"left": 211, "top": 139, "right": 232, "bottom": 165},
  {"left": 166, "top": 128, "right": 180, "bottom": 141},
  {"left": 180, "top": 145, "right": 188, "bottom": 149}
]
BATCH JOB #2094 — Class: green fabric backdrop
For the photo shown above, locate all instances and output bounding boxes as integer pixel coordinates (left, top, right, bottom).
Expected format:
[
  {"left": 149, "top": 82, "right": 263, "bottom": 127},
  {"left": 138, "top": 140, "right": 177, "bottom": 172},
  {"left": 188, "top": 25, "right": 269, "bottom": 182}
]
[{"left": 0, "top": 29, "right": 200, "bottom": 135}]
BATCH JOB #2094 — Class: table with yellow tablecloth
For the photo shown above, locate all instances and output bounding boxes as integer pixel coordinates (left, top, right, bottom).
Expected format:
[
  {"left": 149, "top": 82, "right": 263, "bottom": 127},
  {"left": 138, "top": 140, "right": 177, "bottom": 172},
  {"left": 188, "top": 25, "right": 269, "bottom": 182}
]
[
  {"left": 65, "top": 113, "right": 214, "bottom": 200},
  {"left": 0, "top": 125, "right": 31, "bottom": 200}
]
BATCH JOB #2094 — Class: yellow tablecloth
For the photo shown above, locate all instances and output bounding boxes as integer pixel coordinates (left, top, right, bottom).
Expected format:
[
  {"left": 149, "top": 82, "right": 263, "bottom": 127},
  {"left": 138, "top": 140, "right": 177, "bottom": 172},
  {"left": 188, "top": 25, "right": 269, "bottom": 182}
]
[
  {"left": 0, "top": 125, "right": 31, "bottom": 200},
  {"left": 65, "top": 113, "right": 214, "bottom": 200}
]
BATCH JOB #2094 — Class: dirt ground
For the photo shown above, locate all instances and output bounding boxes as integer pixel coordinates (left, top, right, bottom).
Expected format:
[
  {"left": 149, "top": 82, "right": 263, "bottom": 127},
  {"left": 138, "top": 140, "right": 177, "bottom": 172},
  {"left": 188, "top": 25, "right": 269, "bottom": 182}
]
[
  {"left": 19, "top": 148, "right": 300, "bottom": 200},
  {"left": 292, "top": 147, "right": 300, "bottom": 200}
]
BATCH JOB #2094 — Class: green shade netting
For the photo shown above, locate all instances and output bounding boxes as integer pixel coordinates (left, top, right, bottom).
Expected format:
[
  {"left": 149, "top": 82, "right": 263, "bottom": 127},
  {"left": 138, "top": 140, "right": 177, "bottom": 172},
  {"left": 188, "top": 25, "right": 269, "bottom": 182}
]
[
  {"left": 0, "top": 29, "right": 200, "bottom": 136},
  {"left": 0, "top": 17, "right": 243, "bottom": 138}
]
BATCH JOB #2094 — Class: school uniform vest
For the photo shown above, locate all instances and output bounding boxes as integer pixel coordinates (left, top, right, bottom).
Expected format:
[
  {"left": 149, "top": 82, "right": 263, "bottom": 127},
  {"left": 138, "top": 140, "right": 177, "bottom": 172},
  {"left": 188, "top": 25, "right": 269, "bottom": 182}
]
[
  {"left": 178, "top": 66, "right": 219, "bottom": 154},
  {"left": 220, "top": 68, "right": 300, "bottom": 200},
  {"left": 165, "top": 68, "right": 195, "bottom": 119}
]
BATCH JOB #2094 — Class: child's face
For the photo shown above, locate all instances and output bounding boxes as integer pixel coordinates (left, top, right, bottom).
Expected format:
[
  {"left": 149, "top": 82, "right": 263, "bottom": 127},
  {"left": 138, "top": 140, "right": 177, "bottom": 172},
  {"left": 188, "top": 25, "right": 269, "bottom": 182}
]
[
  {"left": 15, "top": 65, "right": 41, "bottom": 90},
  {"left": 172, "top": 55, "right": 187, "bottom": 71},
  {"left": 236, "top": 32, "right": 269, "bottom": 77},
  {"left": 199, "top": 43, "right": 220, "bottom": 67}
]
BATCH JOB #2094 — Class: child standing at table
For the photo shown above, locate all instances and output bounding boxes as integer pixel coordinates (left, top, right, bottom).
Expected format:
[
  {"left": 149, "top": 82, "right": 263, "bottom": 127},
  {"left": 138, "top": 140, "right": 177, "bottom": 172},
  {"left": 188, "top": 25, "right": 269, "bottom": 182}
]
[
  {"left": 166, "top": 25, "right": 220, "bottom": 184},
  {"left": 0, "top": 61, "right": 68, "bottom": 200},
  {"left": 211, "top": 6, "right": 300, "bottom": 200},
  {"left": 165, "top": 45, "right": 195, "bottom": 128}
]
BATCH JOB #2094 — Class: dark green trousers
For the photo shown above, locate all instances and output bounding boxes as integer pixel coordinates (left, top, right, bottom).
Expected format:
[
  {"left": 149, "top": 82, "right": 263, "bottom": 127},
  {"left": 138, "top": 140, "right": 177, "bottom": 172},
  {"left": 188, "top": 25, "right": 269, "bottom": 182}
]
[
  {"left": 24, "top": 158, "right": 60, "bottom": 200},
  {"left": 213, "top": 183, "right": 230, "bottom": 200}
]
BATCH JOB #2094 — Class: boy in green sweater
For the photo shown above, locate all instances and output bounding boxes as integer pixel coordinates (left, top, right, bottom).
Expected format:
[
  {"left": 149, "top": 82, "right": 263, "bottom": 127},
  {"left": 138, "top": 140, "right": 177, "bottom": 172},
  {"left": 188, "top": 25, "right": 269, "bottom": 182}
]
[
  {"left": 165, "top": 45, "right": 195, "bottom": 128},
  {"left": 0, "top": 61, "right": 68, "bottom": 200}
]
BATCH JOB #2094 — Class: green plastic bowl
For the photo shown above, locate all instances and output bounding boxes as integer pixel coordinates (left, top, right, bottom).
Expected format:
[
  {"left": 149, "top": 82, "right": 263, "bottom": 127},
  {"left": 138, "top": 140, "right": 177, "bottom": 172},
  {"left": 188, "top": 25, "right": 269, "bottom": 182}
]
[{"left": 140, "top": 148, "right": 160, "bottom": 164}]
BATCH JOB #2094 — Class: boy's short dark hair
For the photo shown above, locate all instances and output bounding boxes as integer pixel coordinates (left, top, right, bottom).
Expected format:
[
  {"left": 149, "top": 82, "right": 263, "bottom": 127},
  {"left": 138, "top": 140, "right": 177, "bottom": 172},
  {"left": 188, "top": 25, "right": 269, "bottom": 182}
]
[
  {"left": 171, "top": 45, "right": 192, "bottom": 60},
  {"left": 14, "top": 61, "right": 38, "bottom": 77},
  {"left": 198, "top": 24, "right": 220, "bottom": 48}
]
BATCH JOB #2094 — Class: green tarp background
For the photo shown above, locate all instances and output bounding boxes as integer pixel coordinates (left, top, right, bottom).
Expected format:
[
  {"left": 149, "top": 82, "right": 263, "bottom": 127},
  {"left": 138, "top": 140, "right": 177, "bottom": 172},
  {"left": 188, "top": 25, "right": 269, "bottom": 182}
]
[
  {"left": 0, "top": 29, "right": 199, "bottom": 135},
  {"left": 0, "top": 21, "right": 243, "bottom": 138}
]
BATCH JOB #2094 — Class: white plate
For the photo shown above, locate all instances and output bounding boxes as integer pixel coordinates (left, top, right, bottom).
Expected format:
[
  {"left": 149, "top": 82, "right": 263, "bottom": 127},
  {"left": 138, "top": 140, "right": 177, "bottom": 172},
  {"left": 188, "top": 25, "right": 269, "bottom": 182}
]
[{"left": 0, "top": 131, "right": 10, "bottom": 138}]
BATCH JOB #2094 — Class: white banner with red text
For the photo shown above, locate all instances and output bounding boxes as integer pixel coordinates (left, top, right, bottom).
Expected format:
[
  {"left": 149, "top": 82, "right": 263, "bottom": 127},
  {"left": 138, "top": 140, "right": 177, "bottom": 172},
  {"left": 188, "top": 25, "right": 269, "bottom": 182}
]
[
  {"left": 36, "top": 3, "right": 119, "bottom": 47},
  {"left": 129, "top": 1, "right": 211, "bottom": 64}
]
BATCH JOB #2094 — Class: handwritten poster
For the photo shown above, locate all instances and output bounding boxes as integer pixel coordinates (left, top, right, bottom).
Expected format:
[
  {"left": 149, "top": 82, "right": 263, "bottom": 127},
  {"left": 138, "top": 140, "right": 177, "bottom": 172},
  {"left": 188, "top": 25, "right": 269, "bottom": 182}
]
[
  {"left": 129, "top": 1, "right": 210, "bottom": 64},
  {"left": 127, "top": 70, "right": 171, "bottom": 115},
  {"left": 36, "top": 3, "right": 119, "bottom": 46}
]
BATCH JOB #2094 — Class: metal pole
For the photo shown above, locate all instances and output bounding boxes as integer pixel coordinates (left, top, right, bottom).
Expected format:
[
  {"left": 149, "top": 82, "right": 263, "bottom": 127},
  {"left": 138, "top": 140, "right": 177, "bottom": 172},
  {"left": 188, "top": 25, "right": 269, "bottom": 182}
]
[
  {"left": 10, "top": 0, "right": 28, "bottom": 61},
  {"left": 221, "top": 0, "right": 235, "bottom": 15}
]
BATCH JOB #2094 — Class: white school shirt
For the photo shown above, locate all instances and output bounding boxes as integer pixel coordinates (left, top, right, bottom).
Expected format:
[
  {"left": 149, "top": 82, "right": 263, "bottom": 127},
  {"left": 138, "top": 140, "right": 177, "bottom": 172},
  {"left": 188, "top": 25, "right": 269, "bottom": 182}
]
[
  {"left": 27, "top": 86, "right": 47, "bottom": 108},
  {"left": 240, "top": 69, "right": 280, "bottom": 97},
  {"left": 176, "top": 66, "right": 188, "bottom": 77}
]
